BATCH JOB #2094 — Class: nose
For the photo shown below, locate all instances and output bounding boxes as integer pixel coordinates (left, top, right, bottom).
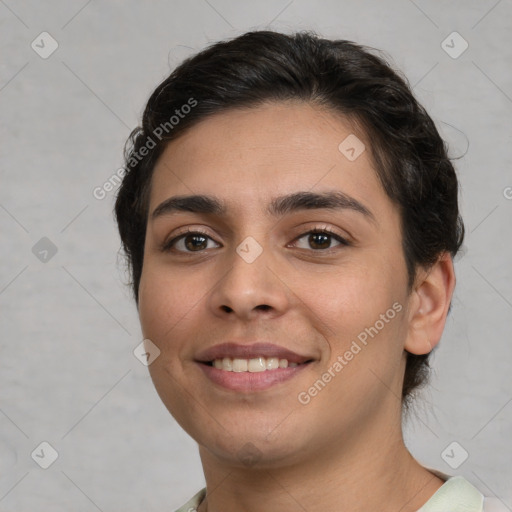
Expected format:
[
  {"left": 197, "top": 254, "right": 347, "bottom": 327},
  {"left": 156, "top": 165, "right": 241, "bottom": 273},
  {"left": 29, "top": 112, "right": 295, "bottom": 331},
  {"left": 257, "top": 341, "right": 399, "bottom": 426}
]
[{"left": 207, "top": 240, "right": 290, "bottom": 322}]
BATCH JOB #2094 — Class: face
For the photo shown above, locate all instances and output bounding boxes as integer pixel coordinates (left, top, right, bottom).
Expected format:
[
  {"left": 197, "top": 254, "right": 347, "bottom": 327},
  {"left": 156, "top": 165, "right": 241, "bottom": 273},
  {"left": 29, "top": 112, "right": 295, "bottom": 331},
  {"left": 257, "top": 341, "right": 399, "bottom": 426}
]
[{"left": 138, "top": 101, "right": 413, "bottom": 468}]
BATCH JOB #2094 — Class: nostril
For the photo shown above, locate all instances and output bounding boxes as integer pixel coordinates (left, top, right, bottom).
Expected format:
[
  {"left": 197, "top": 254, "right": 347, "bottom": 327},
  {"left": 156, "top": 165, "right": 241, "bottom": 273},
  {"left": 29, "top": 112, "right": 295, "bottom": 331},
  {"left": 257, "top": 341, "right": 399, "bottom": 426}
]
[{"left": 219, "top": 304, "right": 271, "bottom": 313}]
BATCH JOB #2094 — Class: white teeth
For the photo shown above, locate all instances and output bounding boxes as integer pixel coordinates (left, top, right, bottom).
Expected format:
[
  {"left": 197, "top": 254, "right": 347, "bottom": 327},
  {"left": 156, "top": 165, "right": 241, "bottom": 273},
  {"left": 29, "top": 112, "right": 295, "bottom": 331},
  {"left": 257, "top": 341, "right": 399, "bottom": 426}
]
[
  {"left": 266, "top": 357, "right": 279, "bottom": 370},
  {"left": 211, "top": 356, "right": 303, "bottom": 372},
  {"left": 248, "top": 357, "right": 266, "bottom": 372},
  {"left": 232, "top": 359, "right": 248, "bottom": 372}
]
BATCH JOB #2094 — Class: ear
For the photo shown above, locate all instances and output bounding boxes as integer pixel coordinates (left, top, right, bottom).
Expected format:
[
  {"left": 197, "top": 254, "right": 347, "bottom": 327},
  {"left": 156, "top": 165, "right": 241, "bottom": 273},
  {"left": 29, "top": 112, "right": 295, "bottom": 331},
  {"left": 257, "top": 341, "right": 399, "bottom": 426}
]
[{"left": 404, "top": 252, "right": 456, "bottom": 355}]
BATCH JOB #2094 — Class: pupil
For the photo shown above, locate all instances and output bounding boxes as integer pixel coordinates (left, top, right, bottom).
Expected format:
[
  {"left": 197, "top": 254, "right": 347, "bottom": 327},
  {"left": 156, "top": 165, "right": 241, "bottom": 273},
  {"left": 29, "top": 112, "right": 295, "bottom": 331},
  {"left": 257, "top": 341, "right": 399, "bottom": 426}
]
[
  {"left": 186, "top": 235, "right": 207, "bottom": 251},
  {"left": 310, "top": 233, "right": 330, "bottom": 249}
]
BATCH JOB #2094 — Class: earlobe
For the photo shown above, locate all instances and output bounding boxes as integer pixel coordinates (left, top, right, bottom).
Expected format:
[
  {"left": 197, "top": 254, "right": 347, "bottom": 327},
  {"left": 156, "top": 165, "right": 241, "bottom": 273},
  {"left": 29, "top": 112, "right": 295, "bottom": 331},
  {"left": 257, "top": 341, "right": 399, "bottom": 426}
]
[{"left": 404, "top": 252, "right": 456, "bottom": 356}]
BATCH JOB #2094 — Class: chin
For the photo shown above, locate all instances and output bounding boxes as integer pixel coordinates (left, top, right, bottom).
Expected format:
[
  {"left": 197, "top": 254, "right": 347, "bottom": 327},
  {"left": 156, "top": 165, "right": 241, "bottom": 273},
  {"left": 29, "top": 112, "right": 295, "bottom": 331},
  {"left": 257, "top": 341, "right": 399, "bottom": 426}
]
[{"left": 197, "top": 420, "right": 308, "bottom": 469}]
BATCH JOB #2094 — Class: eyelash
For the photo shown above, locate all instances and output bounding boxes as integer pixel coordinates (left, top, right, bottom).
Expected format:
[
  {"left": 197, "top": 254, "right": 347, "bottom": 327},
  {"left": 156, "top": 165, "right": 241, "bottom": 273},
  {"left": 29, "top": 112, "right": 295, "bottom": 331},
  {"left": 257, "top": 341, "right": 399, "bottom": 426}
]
[{"left": 161, "top": 227, "right": 350, "bottom": 254}]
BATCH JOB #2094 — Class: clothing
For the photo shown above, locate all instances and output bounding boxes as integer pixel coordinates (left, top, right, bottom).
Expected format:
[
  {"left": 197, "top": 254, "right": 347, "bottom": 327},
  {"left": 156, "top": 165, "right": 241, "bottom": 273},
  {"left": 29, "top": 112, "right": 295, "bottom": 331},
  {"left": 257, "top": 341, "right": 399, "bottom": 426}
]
[
  {"left": 174, "top": 471, "right": 505, "bottom": 512},
  {"left": 174, "top": 488, "right": 205, "bottom": 512}
]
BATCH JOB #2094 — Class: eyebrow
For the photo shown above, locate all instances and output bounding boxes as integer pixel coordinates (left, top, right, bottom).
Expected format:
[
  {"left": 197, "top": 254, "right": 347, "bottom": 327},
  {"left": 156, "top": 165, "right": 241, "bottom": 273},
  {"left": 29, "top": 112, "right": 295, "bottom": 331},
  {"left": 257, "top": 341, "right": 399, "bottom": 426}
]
[{"left": 151, "top": 191, "right": 377, "bottom": 225}]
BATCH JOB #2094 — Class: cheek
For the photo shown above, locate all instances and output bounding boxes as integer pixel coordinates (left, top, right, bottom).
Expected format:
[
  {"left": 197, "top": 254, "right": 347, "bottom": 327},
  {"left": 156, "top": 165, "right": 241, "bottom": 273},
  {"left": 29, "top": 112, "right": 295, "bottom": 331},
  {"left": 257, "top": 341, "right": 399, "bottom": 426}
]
[
  {"left": 294, "top": 253, "right": 407, "bottom": 380},
  {"left": 298, "top": 257, "right": 401, "bottom": 329},
  {"left": 138, "top": 264, "right": 199, "bottom": 341}
]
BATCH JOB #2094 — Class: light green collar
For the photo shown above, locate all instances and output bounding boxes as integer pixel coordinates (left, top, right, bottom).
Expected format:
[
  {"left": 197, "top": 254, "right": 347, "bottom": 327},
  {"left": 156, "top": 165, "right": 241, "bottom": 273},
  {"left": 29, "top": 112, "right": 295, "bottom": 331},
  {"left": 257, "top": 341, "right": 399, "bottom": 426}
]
[
  {"left": 175, "top": 488, "right": 206, "bottom": 512},
  {"left": 418, "top": 475, "right": 484, "bottom": 512}
]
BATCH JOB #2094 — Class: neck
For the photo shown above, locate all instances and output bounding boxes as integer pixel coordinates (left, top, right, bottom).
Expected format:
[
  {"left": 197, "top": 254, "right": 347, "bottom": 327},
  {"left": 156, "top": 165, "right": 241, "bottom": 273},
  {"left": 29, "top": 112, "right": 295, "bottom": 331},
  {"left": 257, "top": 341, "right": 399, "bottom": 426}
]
[{"left": 196, "top": 421, "right": 444, "bottom": 512}]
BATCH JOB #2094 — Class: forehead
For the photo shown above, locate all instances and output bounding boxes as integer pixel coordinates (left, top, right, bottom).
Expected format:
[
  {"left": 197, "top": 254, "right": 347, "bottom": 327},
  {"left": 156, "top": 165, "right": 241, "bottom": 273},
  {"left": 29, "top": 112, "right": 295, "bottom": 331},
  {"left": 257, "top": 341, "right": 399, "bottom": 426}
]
[{"left": 148, "top": 101, "right": 391, "bottom": 221}]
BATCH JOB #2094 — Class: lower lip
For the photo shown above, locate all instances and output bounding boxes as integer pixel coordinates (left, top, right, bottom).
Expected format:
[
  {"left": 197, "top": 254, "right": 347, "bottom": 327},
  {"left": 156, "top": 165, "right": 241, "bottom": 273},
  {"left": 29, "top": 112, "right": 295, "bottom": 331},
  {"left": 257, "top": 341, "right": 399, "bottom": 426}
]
[{"left": 197, "top": 362, "right": 311, "bottom": 392}]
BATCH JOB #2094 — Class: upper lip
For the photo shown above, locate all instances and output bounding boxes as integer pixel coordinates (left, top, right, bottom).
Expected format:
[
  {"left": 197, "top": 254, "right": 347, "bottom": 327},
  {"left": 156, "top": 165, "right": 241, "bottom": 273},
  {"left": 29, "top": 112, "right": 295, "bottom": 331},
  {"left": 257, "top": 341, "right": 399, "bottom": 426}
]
[{"left": 195, "top": 342, "right": 314, "bottom": 364}]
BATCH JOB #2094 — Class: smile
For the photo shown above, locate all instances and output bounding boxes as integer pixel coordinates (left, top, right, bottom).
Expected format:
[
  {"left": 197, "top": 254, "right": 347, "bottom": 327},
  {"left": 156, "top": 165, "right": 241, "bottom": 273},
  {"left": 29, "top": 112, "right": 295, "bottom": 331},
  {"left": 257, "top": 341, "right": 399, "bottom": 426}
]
[{"left": 194, "top": 342, "right": 316, "bottom": 392}]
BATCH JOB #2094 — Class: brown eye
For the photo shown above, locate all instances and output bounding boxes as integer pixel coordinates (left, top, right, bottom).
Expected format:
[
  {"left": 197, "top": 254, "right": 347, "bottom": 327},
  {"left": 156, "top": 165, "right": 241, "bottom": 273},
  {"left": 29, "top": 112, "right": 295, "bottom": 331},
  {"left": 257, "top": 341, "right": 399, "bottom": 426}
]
[
  {"left": 162, "top": 231, "right": 220, "bottom": 253},
  {"left": 183, "top": 234, "right": 209, "bottom": 251},
  {"left": 293, "top": 229, "right": 349, "bottom": 251},
  {"left": 308, "top": 233, "right": 332, "bottom": 250}
]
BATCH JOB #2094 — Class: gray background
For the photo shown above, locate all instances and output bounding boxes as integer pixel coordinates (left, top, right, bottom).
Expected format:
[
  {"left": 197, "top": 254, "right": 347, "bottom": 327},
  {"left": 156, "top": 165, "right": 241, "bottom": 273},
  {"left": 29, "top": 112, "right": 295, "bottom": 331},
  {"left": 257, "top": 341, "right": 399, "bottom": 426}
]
[{"left": 1, "top": 1, "right": 511, "bottom": 510}]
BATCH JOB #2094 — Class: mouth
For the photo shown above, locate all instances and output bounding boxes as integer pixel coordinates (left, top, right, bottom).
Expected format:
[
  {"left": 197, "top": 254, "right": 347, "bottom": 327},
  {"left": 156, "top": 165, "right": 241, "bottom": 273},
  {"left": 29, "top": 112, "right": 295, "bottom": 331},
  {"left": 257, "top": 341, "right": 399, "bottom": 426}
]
[{"left": 195, "top": 342, "right": 316, "bottom": 392}]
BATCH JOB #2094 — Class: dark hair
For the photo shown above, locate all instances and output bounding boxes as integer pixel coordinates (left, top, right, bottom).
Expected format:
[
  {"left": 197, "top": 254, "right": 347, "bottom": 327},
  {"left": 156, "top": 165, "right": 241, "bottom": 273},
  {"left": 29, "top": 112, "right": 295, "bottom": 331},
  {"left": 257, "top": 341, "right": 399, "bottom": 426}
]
[{"left": 115, "top": 30, "right": 465, "bottom": 408}]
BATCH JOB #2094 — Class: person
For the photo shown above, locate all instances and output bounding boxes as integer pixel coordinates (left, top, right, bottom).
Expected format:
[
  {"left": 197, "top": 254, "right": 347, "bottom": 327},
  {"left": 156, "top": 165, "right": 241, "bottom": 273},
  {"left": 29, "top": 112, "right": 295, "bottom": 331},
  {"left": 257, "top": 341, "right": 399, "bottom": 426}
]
[{"left": 114, "top": 30, "right": 501, "bottom": 512}]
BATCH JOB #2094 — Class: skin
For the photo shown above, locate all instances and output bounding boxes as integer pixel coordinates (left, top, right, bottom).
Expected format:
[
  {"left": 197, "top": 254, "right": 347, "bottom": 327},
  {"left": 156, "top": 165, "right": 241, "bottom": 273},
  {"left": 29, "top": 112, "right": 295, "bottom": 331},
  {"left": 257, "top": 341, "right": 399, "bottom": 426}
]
[{"left": 138, "top": 101, "right": 456, "bottom": 512}]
